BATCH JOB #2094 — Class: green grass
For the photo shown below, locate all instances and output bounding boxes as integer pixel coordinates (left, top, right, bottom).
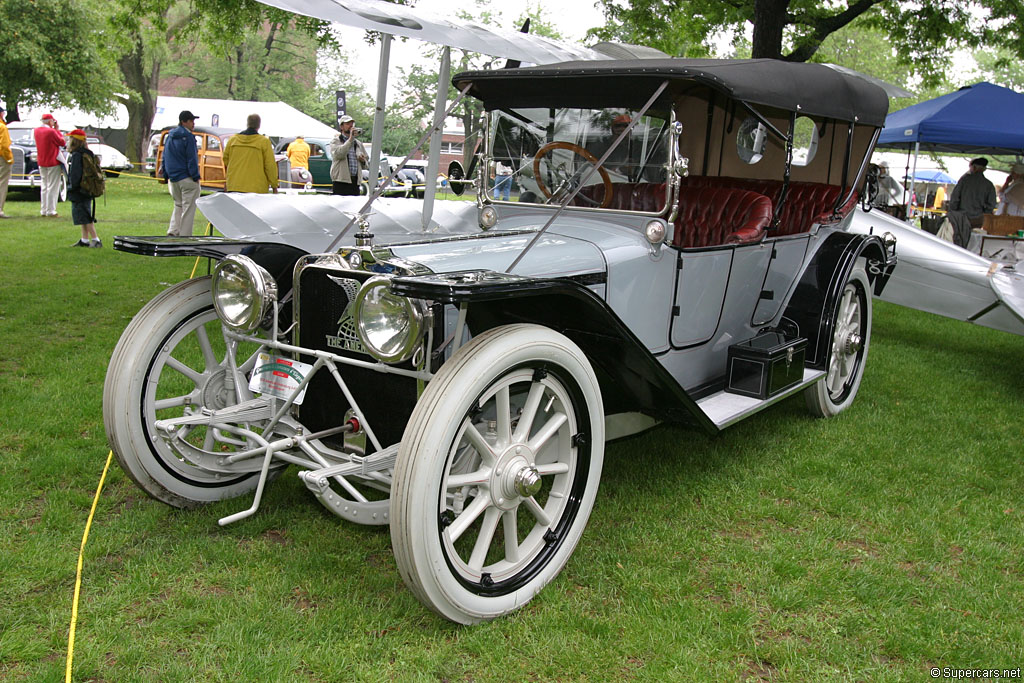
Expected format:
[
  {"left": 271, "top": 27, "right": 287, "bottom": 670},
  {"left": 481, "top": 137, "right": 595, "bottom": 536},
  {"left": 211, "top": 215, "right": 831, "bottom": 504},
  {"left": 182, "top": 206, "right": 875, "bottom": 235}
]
[{"left": 1, "top": 178, "right": 1023, "bottom": 680}]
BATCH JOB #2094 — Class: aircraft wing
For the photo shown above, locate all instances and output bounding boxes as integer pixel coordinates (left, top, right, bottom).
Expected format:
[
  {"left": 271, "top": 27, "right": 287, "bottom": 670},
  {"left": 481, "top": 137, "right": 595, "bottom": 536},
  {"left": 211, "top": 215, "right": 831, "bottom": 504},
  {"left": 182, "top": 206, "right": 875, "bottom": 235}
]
[
  {"left": 849, "top": 208, "right": 1024, "bottom": 336},
  {"left": 258, "top": 0, "right": 611, "bottom": 64}
]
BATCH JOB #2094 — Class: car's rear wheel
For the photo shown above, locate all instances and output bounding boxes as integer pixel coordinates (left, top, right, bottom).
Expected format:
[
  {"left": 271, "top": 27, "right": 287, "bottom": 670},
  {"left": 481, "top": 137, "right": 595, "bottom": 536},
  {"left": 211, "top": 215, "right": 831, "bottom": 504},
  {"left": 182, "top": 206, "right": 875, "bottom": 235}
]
[
  {"left": 805, "top": 264, "right": 871, "bottom": 417},
  {"left": 391, "top": 325, "right": 604, "bottom": 623},
  {"left": 103, "top": 277, "right": 273, "bottom": 508}
]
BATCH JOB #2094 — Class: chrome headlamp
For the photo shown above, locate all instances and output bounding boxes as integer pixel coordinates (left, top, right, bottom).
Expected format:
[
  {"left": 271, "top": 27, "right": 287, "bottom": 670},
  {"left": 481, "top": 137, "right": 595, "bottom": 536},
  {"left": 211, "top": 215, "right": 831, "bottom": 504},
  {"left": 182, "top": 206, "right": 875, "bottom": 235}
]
[
  {"left": 353, "top": 276, "right": 426, "bottom": 363},
  {"left": 211, "top": 254, "right": 278, "bottom": 332}
]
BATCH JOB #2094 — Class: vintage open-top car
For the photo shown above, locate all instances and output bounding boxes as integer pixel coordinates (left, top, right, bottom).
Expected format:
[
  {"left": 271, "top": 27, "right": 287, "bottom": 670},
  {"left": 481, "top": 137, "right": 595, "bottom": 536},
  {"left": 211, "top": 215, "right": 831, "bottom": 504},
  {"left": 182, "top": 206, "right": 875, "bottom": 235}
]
[{"left": 104, "top": 58, "right": 896, "bottom": 624}]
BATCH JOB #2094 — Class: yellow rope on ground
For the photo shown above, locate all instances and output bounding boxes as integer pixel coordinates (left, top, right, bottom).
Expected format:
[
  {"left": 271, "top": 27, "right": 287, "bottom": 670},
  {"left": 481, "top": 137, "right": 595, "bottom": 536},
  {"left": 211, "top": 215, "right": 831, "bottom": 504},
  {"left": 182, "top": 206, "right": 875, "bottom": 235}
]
[{"left": 65, "top": 450, "right": 114, "bottom": 683}]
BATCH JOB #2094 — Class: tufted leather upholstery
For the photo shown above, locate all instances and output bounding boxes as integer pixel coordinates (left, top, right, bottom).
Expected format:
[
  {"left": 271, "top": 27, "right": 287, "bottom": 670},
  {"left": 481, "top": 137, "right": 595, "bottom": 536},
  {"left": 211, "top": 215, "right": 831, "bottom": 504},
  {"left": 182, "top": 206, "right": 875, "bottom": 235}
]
[
  {"left": 680, "top": 176, "right": 857, "bottom": 236},
  {"left": 673, "top": 185, "right": 773, "bottom": 248}
]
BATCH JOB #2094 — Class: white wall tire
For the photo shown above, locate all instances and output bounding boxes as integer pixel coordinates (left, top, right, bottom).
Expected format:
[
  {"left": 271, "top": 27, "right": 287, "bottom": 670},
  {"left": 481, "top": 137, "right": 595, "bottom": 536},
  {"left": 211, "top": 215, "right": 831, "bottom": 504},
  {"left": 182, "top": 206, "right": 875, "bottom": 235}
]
[
  {"left": 103, "top": 277, "right": 270, "bottom": 508},
  {"left": 391, "top": 324, "right": 604, "bottom": 624},
  {"left": 805, "top": 264, "right": 872, "bottom": 417}
]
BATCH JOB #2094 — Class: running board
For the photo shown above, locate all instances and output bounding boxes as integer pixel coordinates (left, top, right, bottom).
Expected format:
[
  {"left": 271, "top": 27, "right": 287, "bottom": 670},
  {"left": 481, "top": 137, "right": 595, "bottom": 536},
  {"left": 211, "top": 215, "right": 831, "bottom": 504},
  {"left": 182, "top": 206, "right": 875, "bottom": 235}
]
[{"left": 697, "top": 369, "right": 825, "bottom": 430}]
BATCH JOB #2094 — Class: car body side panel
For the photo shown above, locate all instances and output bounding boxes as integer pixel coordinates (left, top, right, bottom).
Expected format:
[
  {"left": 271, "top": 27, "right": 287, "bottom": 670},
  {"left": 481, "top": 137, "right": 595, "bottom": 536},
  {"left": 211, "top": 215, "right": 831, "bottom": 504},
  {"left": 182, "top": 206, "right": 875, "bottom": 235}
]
[
  {"left": 752, "top": 235, "right": 811, "bottom": 325},
  {"left": 671, "top": 250, "right": 732, "bottom": 347},
  {"left": 389, "top": 274, "right": 715, "bottom": 431}
]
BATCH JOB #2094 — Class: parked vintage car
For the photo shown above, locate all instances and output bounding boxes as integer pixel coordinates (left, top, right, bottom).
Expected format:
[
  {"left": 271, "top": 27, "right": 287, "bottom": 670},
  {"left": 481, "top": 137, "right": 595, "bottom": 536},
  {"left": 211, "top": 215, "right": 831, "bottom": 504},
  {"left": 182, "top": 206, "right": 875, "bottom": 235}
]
[
  {"left": 87, "top": 138, "right": 134, "bottom": 177},
  {"left": 274, "top": 136, "right": 405, "bottom": 195},
  {"left": 153, "top": 125, "right": 235, "bottom": 190},
  {"left": 105, "top": 58, "right": 896, "bottom": 624},
  {"left": 153, "top": 126, "right": 290, "bottom": 191}
]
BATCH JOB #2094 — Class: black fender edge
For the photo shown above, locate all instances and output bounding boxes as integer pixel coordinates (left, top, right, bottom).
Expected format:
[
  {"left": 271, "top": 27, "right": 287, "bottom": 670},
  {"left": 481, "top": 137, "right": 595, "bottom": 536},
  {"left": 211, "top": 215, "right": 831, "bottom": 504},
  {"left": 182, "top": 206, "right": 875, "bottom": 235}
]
[
  {"left": 783, "top": 231, "right": 895, "bottom": 370},
  {"left": 390, "top": 270, "right": 716, "bottom": 433},
  {"left": 112, "top": 235, "right": 307, "bottom": 294}
]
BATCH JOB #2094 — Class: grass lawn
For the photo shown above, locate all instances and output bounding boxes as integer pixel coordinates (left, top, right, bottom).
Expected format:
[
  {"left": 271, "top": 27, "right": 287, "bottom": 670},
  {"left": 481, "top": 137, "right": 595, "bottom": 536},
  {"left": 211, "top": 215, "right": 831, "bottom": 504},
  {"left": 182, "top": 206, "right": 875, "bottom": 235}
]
[{"left": 1, "top": 177, "right": 1022, "bottom": 681}]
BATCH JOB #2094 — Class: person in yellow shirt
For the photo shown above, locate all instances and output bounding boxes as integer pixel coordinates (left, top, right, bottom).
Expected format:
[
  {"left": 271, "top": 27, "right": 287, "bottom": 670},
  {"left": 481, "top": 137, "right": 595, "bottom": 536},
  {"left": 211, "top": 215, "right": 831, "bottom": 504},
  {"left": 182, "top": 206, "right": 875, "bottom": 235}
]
[
  {"left": 286, "top": 135, "right": 312, "bottom": 188},
  {"left": 0, "top": 106, "right": 14, "bottom": 218},
  {"left": 222, "top": 113, "right": 279, "bottom": 194},
  {"left": 933, "top": 184, "right": 946, "bottom": 210}
]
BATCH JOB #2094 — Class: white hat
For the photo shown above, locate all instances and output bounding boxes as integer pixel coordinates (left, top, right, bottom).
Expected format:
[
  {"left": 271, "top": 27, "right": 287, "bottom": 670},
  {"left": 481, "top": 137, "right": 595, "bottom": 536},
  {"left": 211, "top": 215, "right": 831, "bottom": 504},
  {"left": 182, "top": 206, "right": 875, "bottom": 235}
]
[
  {"left": 878, "top": 160, "right": 889, "bottom": 168},
  {"left": 1011, "top": 163, "right": 1024, "bottom": 175},
  {"left": 338, "top": 115, "right": 354, "bottom": 124}
]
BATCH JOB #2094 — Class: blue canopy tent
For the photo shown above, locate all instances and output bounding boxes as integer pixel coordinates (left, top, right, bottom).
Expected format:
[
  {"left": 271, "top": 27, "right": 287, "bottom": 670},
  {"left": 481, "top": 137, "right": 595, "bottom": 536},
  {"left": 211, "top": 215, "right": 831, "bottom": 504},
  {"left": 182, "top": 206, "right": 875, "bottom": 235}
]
[
  {"left": 878, "top": 82, "right": 1024, "bottom": 154},
  {"left": 876, "top": 81, "right": 1024, "bottom": 211}
]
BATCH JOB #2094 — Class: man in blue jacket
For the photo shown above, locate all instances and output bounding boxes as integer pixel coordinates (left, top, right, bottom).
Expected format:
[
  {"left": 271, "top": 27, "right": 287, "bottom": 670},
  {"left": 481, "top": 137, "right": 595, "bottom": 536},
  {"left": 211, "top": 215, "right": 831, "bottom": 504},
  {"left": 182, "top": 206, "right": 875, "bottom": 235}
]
[{"left": 161, "top": 110, "right": 201, "bottom": 236}]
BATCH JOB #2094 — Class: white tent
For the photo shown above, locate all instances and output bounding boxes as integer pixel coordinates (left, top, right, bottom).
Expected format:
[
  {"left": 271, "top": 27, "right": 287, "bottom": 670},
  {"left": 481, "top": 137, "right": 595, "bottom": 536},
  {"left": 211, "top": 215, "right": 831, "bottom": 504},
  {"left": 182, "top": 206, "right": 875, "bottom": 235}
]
[
  {"left": 15, "top": 96, "right": 336, "bottom": 140},
  {"left": 154, "top": 97, "right": 337, "bottom": 138}
]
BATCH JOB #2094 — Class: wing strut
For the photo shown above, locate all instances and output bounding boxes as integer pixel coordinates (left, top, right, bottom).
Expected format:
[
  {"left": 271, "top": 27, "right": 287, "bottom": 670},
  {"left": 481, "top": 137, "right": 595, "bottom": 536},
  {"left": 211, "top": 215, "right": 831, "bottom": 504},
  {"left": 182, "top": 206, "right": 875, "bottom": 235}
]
[
  {"left": 368, "top": 34, "right": 392, "bottom": 189},
  {"left": 422, "top": 47, "right": 451, "bottom": 231}
]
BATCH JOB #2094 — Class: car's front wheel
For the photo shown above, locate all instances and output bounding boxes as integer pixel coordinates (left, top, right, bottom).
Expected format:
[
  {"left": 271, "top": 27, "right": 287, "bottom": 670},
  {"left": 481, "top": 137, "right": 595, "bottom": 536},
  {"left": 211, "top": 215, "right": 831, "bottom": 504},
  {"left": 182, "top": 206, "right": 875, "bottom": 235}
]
[
  {"left": 103, "top": 277, "right": 273, "bottom": 508},
  {"left": 390, "top": 324, "right": 604, "bottom": 623},
  {"left": 805, "top": 264, "right": 871, "bottom": 417}
]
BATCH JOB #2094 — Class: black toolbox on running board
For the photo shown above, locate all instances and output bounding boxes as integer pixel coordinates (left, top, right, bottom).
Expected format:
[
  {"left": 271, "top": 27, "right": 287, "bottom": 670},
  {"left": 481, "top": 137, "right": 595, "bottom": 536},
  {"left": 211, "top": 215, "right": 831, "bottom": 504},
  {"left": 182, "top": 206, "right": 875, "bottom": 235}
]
[{"left": 726, "top": 332, "right": 807, "bottom": 399}]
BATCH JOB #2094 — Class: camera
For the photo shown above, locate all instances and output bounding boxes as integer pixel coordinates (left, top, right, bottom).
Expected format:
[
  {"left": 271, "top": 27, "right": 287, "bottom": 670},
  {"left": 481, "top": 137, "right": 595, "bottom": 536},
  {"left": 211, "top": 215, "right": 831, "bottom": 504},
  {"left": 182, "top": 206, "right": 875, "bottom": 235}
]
[{"left": 353, "top": 127, "right": 364, "bottom": 136}]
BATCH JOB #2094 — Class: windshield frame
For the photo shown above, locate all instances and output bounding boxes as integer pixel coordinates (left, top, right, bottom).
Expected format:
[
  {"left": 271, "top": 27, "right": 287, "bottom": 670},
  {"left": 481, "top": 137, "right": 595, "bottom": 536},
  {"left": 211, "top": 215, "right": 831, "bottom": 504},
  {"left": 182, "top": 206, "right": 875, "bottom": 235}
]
[{"left": 480, "top": 103, "right": 678, "bottom": 217}]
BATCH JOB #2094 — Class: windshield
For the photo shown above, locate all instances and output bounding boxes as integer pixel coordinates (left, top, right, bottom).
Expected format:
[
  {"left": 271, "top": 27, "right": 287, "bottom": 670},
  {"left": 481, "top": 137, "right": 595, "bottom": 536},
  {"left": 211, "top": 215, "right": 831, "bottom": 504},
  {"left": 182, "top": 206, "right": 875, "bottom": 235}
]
[{"left": 487, "top": 106, "right": 670, "bottom": 210}]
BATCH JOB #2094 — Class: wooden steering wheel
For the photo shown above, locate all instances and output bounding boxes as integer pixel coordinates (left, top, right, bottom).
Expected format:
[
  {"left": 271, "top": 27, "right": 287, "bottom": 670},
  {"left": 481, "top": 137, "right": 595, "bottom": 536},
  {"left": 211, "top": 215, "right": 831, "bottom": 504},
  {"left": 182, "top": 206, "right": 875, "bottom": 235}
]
[{"left": 532, "top": 141, "right": 613, "bottom": 209}]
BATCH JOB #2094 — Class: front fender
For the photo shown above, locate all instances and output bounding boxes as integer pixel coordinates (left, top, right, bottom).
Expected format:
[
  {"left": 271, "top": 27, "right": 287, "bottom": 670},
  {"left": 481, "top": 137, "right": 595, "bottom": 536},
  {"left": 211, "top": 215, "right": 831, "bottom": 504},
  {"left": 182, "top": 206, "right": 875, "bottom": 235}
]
[
  {"left": 390, "top": 271, "right": 716, "bottom": 432},
  {"left": 112, "top": 235, "right": 307, "bottom": 294}
]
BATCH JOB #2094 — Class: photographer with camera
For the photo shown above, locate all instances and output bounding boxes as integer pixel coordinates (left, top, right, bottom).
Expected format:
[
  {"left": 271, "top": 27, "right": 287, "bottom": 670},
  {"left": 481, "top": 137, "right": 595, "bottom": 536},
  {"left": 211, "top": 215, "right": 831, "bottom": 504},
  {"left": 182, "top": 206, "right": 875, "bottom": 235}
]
[{"left": 330, "top": 115, "right": 368, "bottom": 196}]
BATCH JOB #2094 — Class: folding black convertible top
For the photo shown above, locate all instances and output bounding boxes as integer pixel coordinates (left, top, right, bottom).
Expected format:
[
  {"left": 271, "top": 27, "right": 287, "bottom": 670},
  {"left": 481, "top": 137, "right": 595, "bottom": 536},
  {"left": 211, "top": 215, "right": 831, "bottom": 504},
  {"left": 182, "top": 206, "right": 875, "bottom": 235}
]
[{"left": 453, "top": 58, "right": 890, "bottom": 127}]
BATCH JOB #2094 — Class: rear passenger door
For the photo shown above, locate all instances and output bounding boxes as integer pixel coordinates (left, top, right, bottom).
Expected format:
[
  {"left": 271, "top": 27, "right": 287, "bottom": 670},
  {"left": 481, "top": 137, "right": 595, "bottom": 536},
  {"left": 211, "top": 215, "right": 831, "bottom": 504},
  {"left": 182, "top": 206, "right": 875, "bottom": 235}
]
[{"left": 750, "top": 235, "right": 810, "bottom": 326}]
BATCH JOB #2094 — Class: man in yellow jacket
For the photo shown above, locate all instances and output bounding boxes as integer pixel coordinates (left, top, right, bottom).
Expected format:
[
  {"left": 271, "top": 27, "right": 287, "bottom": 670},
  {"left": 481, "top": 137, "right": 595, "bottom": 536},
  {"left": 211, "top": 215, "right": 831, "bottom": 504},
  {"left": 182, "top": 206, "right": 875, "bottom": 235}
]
[{"left": 223, "top": 114, "right": 279, "bottom": 193}]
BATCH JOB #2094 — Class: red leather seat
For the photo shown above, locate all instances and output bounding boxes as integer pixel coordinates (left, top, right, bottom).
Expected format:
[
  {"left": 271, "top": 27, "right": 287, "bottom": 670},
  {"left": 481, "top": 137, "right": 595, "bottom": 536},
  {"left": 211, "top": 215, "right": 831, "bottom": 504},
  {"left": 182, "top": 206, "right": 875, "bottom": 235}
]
[
  {"left": 679, "top": 176, "right": 857, "bottom": 235},
  {"left": 673, "top": 185, "right": 772, "bottom": 248}
]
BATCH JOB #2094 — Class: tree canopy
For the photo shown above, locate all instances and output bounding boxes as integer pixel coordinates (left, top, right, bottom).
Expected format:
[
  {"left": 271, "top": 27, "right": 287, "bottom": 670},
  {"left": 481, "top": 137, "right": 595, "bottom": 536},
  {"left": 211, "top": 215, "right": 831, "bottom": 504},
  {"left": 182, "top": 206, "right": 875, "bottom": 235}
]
[
  {"left": 0, "top": 0, "right": 121, "bottom": 121},
  {"left": 589, "top": 0, "right": 1020, "bottom": 87}
]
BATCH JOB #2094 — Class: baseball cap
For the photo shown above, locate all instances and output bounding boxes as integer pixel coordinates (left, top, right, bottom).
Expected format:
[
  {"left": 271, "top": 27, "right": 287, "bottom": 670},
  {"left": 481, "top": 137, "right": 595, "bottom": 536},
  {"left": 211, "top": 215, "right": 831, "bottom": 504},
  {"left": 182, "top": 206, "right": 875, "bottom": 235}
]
[
  {"left": 878, "top": 160, "right": 889, "bottom": 168},
  {"left": 970, "top": 157, "right": 988, "bottom": 167},
  {"left": 67, "top": 129, "right": 88, "bottom": 140},
  {"left": 178, "top": 110, "right": 199, "bottom": 123},
  {"left": 339, "top": 114, "right": 355, "bottom": 124},
  {"left": 42, "top": 113, "right": 55, "bottom": 121}
]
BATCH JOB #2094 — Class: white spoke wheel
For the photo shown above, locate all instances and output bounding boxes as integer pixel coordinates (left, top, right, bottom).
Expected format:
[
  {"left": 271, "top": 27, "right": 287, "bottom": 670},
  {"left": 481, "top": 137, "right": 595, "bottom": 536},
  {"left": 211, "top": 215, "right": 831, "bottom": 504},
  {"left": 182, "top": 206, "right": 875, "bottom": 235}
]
[
  {"left": 391, "top": 324, "right": 604, "bottom": 624},
  {"left": 805, "top": 264, "right": 871, "bottom": 417},
  {"left": 103, "top": 277, "right": 273, "bottom": 508}
]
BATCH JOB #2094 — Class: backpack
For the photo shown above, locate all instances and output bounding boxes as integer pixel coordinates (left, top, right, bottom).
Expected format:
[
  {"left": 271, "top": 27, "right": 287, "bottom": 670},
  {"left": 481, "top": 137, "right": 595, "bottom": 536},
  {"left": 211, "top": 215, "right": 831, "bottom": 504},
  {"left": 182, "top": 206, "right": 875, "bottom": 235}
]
[{"left": 80, "top": 150, "right": 106, "bottom": 197}]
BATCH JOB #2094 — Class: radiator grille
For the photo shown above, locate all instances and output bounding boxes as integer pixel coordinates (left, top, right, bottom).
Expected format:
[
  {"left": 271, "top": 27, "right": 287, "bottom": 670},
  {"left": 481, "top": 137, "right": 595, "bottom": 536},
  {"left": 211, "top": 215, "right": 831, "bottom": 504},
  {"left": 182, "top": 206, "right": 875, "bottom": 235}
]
[{"left": 296, "top": 265, "right": 420, "bottom": 449}]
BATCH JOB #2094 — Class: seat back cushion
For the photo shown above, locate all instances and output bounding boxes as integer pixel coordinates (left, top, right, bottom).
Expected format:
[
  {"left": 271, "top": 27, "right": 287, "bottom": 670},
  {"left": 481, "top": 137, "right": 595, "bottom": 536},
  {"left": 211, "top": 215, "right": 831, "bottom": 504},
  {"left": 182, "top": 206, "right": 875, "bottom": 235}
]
[{"left": 673, "top": 185, "right": 773, "bottom": 248}]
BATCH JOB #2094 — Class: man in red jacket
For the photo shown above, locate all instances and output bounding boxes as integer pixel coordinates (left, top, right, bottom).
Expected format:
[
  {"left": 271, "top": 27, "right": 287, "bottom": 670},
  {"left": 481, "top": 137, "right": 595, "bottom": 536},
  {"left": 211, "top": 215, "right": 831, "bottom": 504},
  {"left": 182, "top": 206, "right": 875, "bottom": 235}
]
[{"left": 33, "top": 113, "right": 66, "bottom": 217}]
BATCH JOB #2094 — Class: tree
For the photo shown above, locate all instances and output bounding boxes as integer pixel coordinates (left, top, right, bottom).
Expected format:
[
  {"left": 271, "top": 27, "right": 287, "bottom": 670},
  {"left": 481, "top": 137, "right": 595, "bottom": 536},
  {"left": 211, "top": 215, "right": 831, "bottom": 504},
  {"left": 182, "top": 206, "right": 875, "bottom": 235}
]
[
  {"left": 107, "top": 0, "right": 336, "bottom": 163},
  {"left": 0, "top": 0, "right": 121, "bottom": 122},
  {"left": 392, "top": 3, "right": 567, "bottom": 163},
  {"left": 161, "top": 20, "right": 318, "bottom": 104},
  {"left": 589, "top": 0, "right": 1020, "bottom": 87}
]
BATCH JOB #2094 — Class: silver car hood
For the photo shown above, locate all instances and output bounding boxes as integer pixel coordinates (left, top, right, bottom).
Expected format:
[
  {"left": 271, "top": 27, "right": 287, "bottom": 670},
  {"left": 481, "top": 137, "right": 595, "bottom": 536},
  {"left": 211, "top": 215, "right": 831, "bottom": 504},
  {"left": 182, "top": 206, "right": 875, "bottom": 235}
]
[
  {"left": 198, "top": 193, "right": 482, "bottom": 253},
  {"left": 198, "top": 192, "right": 607, "bottom": 279},
  {"left": 849, "top": 207, "right": 1024, "bottom": 335}
]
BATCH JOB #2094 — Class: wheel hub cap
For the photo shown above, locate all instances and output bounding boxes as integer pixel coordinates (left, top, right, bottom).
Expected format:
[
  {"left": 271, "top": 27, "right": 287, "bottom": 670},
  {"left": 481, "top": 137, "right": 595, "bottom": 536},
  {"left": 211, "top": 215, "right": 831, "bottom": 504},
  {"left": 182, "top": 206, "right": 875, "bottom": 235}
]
[
  {"left": 199, "top": 368, "right": 232, "bottom": 410},
  {"left": 513, "top": 466, "right": 543, "bottom": 498},
  {"left": 843, "top": 333, "right": 863, "bottom": 355}
]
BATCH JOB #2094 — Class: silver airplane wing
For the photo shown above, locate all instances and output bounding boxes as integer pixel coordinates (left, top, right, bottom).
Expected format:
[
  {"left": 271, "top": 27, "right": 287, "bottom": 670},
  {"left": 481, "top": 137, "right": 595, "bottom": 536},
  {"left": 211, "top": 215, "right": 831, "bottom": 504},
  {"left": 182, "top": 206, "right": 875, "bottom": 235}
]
[
  {"left": 849, "top": 207, "right": 1024, "bottom": 336},
  {"left": 259, "top": 0, "right": 611, "bottom": 64}
]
